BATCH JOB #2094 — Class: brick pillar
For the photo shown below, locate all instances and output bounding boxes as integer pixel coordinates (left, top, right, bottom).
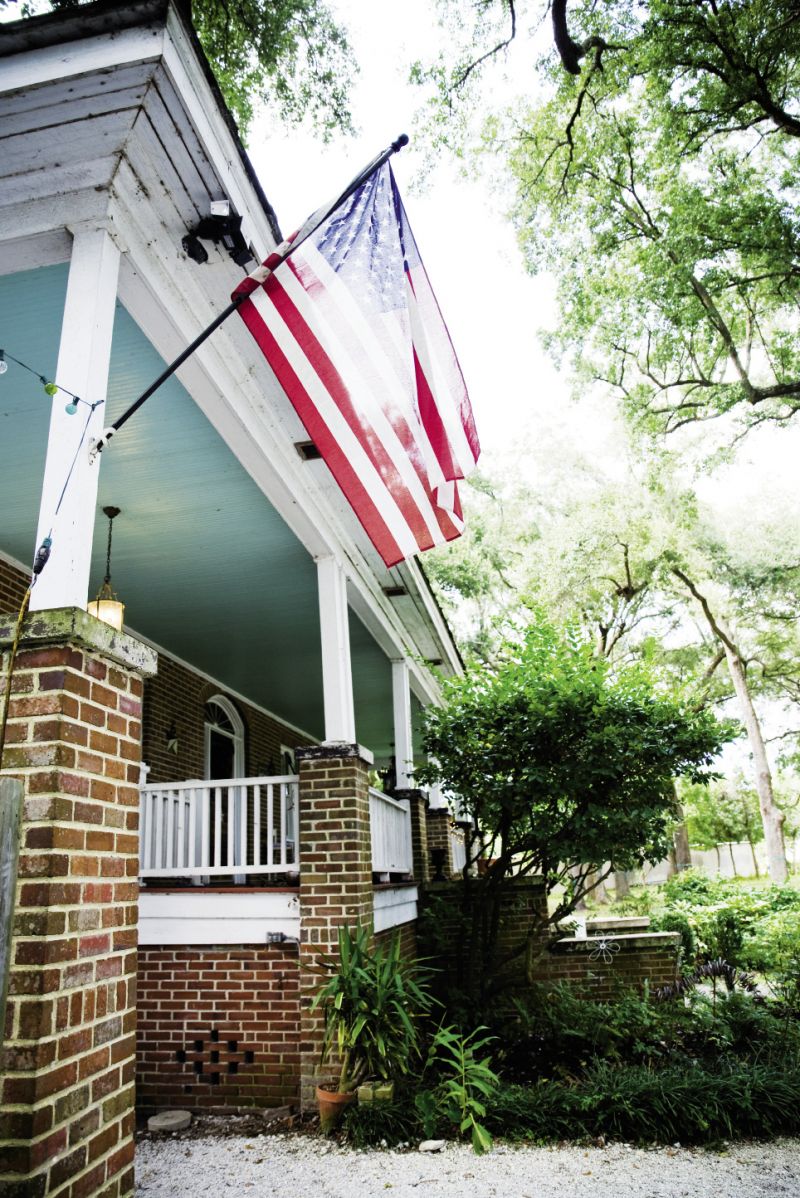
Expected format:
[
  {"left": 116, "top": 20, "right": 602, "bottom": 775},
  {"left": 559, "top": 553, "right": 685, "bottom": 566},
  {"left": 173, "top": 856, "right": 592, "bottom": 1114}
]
[
  {"left": 0, "top": 607, "right": 156, "bottom": 1198},
  {"left": 425, "top": 808, "right": 452, "bottom": 878},
  {"left": 393, "top": 789, "right": 429, "bottom": 883},
  {"left": 296, "top": 744, "right": 373, "bottom": 1110}
]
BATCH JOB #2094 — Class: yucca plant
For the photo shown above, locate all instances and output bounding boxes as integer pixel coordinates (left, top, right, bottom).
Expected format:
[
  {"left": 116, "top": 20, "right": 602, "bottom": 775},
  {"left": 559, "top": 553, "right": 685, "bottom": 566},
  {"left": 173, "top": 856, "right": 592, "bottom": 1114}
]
[{"left": 310, "top": 925, "right": 435, "bottom": 1093}]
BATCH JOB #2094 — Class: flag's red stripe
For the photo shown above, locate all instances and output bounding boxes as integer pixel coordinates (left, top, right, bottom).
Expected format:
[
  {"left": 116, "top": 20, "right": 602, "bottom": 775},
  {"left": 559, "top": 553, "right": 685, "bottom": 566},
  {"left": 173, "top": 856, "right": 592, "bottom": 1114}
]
[
  {"left": 238, "top": 297, "right": 407, "bottom": 567},
  {"left": 266, "top": 267, "right": 458, "bottom": 549},
  {"left": 277, "top": 259, "right": 462, "bottom": 544}
]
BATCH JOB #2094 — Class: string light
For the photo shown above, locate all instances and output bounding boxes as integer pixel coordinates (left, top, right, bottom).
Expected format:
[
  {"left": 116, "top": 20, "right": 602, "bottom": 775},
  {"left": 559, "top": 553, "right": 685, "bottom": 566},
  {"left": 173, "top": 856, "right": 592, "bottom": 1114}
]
[{"left": 0, "top": 346, "right": 98, "bottom": 415}]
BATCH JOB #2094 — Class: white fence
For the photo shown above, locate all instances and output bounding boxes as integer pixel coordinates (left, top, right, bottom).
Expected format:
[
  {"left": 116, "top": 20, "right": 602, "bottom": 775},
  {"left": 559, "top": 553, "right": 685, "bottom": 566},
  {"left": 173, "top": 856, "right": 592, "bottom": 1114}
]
[
  {"left": 632, "top": 837, "right": 800, "bottom": 885},
  {"left": 139, "top": 775, "right": 299, "bottom": 879},
  {"left": 369, "top": 788, "right": 412, "bottom": 878}
]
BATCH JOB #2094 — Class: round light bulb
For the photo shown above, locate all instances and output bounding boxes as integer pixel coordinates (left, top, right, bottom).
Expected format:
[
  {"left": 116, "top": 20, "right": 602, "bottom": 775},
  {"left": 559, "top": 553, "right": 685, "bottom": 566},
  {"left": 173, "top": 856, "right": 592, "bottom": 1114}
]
[
  {"left": 0, "top": 355, "right": 7, "bottom": 375},
  {"left": 44, "top": 382, "right": 58, "bottom": 396},
  {"left": 64, "top": 402, "right": 78, "bottom": 415}
]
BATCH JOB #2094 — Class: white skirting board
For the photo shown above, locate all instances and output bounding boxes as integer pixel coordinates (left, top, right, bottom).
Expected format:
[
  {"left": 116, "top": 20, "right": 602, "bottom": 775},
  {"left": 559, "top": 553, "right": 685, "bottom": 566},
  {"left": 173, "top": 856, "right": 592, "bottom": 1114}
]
[
  {"left": 373, "top": 885, "right": 418, "bottom": 933},
  {"left": 138, "top": 889, "right": 300, "bottom": 945}
]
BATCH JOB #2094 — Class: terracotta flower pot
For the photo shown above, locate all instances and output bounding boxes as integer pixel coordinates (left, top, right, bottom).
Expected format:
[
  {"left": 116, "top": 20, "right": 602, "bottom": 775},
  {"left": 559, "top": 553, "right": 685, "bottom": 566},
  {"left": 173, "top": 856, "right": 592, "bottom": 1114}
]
[{"left": 316, "top": 1084, "right": 356, "bottom": 1132}]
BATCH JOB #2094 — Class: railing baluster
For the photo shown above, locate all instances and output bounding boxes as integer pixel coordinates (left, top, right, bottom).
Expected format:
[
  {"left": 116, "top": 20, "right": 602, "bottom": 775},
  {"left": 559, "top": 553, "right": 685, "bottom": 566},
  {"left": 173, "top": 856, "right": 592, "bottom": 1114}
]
[
  {"left": 139, "top": 791, "right": 148, "bottom": 872},
  {"left": 201, "top": 787, "right": 210, "bottom": 870},
  {"left": 239, "top": 784, "right": 248, "bottom": 870},
  {"left": 280, "top": 784, "right": 287, "bottom": 866},
  {"left": 188, "top": 787, "right": 197, "bottom": 871},
  {"left": 155, "top": 790, "right": 165, "bottom": 871},
  {"left": 166, "top": 790, "right": 176, "bottom": 870},
  {"left": 294, "top": 780, "right": 299, "bottom": 860},
  {"left": 254, "top": 785, "right": 261, "bottom": 868},
  {"left": 227, "top": 786, "right": 234, "bottom": 868},
  {"left": 214, "top": 787, "right": 222, "bottom": 869},
  {"left": 176, "top": 790, "right": 186, "bottom": 870},
  {"left": 266, "top": 784, "right": 274, "bottom": 868}
]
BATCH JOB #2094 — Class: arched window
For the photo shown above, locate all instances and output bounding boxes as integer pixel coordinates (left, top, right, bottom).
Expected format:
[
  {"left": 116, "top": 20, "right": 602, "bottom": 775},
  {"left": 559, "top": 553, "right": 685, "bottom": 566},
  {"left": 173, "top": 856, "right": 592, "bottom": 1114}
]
[{"left": 204, "top": 695, "right": 245, "bottom": 781}]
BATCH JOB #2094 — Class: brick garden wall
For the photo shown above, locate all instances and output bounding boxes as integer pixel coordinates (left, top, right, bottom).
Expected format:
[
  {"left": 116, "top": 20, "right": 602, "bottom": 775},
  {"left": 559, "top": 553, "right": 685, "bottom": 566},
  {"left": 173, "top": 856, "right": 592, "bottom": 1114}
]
[
  {"left": 534, "top": 932, "right": 681, "bottom": 998},
  {"left": 136, "top": 946, "right": 300, "bottom": 1112}
]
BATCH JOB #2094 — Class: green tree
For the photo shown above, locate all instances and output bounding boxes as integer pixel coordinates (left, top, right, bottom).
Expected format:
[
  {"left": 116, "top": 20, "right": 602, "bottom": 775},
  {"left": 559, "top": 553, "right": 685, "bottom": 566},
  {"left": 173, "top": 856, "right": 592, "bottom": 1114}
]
[
  {"left": 0, "top": 0, "right": 355, "bottom": 138},
  {"left": 416, "top": 616, "right": 731, "bottom": 1009}
]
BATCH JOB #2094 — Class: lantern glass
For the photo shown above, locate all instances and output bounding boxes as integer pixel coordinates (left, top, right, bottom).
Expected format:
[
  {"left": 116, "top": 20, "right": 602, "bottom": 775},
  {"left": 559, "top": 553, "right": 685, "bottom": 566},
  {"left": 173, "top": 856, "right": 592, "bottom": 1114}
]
[{"left": 87, "top": 597, "right": 125, "bottom": 631}]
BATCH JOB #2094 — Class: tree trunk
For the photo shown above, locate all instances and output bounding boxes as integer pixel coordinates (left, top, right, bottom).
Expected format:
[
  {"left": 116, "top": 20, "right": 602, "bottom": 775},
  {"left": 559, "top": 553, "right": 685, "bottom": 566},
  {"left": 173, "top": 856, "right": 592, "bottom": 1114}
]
[
  {"left": 672, "top": 791, "right": 692, "bottom": 870},
  {"left": 672, "top": 569, "right": 788, "bottom": 884},
  {"left": 722, "top": 645, "right": 787, "bottom": 883},
  {"left": 613, "top": 870, "right": 630, "bottom": 898}
]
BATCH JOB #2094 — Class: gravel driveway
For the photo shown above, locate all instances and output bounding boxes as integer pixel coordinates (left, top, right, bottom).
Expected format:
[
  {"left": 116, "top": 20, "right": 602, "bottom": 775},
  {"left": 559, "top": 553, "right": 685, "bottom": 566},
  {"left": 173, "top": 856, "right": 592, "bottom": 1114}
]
[{"left": 136, "top": 1134, "right": 800, "bottom": 1197}]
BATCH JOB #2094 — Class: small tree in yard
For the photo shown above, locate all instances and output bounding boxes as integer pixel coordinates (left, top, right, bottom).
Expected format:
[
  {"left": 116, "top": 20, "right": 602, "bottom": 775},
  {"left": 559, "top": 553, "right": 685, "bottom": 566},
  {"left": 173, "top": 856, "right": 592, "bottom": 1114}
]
[{"left": 417, "top": 618, "right": 733, "bottom": 1012}]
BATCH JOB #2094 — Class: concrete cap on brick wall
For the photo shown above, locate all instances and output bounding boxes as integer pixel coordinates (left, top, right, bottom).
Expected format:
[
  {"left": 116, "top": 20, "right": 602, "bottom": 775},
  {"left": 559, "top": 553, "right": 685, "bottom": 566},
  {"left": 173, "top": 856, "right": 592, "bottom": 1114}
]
[
  {"left": 296, "top": 742, "right": 374, "bottom": 764},
  {"left": 551, "top": 931, "right": 681, "bottom": 954},
  {"left": 0, "top": 606, "right": 158, "bottom": 676}
]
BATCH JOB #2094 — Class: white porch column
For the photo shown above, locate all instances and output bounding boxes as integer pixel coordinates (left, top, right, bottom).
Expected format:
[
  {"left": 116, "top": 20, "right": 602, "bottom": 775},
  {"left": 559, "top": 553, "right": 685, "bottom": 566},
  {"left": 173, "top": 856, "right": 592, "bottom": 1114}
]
[
  {"left": 391, "top": 659, "right": 414, "bottom": 788},
  {"left": 316, "top": 556, "right": 356, "bottom": 744},
  {"left": 29, "top": 227, "right": 120, "bottom": 612}
]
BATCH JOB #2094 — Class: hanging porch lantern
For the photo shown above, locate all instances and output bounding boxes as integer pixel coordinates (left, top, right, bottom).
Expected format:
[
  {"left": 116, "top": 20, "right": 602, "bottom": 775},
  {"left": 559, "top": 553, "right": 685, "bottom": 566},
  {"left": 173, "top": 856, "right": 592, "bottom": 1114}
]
[{"left": 87, "top": 505, "right": 125, "bottom": 630}]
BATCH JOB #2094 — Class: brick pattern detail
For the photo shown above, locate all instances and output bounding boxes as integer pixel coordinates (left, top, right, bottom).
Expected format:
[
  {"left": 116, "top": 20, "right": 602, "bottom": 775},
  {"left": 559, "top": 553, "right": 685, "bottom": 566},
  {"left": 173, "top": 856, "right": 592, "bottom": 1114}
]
[
  {"left": 141, "top": 651, "right": 313, "bottom": 786},
  {"left": 0, "top": 624, "right": 150, "bottom": 1198},
  {"left": 425, "top": 810, "right": 453, "bottom": 879},
  {"left": 296, "top": 747, "right": 373, "bottom": 1108},
  {"left": 0, "top": 555, "right": 28, "bottom": 616},
  {"left": 375, "top": 920, "right": 418, "bottom": 959},
  {"left": 394, "top": 790, "right": 429, "bottom": 883},
  {"left": 136, "top": 947, "right": 300, "bottom": 1111}
]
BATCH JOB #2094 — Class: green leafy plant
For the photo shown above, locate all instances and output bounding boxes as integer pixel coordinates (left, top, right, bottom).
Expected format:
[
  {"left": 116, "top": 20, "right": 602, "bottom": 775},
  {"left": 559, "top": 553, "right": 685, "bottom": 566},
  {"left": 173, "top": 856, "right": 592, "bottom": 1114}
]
[
  {"left": 309, "top": 925, "right": 435, "bottom": 1093},
  {"left": 416, "top": 1026, "right": 498, "bottom": 1154}
]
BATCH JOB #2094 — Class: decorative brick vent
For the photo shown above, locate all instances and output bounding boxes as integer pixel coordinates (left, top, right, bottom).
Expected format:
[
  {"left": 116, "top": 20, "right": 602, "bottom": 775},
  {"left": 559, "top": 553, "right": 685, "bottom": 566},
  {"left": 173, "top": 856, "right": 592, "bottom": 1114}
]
[
  {"left": 136, "top": 947, "right": 300, "bottom": 1112},
  {"left": 173, "top": 1029, "right": 257, "bottom": 1089}
]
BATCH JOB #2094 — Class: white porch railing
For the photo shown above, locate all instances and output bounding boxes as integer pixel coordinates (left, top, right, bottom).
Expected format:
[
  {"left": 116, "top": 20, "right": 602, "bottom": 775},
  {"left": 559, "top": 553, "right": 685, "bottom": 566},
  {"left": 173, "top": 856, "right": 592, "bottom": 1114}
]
[
  {"left": 449, "top": 825, "right": 468, "bottom": 876},
  {"left": 139, "top": 775, "right": 299, "bottom": 879},
  {"left": 369, "top": 787, "right": 412, "bottom": 878}
]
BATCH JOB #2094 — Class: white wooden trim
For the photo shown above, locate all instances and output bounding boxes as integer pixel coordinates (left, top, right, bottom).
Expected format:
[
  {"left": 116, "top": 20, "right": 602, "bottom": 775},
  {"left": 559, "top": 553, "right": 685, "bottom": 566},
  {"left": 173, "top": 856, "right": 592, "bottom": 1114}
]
[
  {"left": 0, "top": 26, "right": 165, "bottom": 93},
  {"left": 29, "top": 227, "right": 120, "bottom": 613},
  {"left": 391, "top": 660, "right": 414, "bottom": 788},
  {"left": 138, "top": 888, "right": 300, "bottom": 945},
  {"left": 373, "top": 885, "right": 418, "bottom": 934},
  {"left": 316, "top": 556, "right": 356, "bottom": 744}
]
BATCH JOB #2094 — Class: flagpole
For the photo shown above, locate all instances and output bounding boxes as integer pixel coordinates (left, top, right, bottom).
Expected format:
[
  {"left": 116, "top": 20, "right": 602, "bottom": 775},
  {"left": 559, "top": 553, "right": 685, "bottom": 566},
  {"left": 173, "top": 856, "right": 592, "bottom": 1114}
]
[{"left": 90, "top": 133, "right": 409, "bottom": 459}]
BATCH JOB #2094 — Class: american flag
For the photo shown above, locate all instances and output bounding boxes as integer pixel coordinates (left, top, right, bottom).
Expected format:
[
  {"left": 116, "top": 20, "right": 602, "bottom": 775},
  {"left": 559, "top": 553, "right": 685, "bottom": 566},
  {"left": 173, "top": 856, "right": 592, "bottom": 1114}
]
[{"left": 232, "top": 162, "right": 480, "bottom": 568}]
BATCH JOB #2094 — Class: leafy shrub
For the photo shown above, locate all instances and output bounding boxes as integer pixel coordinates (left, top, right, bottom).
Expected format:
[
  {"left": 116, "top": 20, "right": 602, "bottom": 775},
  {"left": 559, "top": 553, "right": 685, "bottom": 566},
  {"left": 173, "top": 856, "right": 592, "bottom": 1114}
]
[
  {"left": 415, "top": 1026, "right": 498, "bottom": 1154},
  {"left": 649, "top": 910, "right": 696, "bottom": 965},
  {"left": 706, "top": 910, "right": 745, "bottom": 970},
  {"left": 488, "top": 1061, "right": 800, "bottom": 1145},
  {"left": 341, "top": 1096, "right": 421, "bottom": 1148}
]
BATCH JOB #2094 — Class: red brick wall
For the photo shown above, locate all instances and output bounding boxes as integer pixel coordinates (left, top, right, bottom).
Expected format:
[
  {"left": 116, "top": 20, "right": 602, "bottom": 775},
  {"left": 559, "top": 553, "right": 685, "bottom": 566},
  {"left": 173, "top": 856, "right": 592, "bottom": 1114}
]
[
  {"left": 375, "top": 919, "right": 417, "bottom": 959},
  {"left": 136, "top": 946, "right": 301, "bottom": 1112},
  {"left": 0, "top": 553, "right": 29, "bottom": 613},
  {"left": 0, "top": 611, "right": 154, "bottom": 1198},
  {"left": 142, "top": 652, "right": 314, "bottom": 785}
]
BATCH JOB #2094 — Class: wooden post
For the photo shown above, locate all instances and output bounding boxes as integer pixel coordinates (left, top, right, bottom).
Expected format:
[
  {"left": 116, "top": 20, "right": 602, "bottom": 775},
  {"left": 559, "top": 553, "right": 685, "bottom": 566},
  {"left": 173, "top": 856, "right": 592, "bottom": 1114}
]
[
  {"left": 316, "top": 557, "right": 356, "bottom": 744},
  {"left": 0, "top": 776, "right": 22, "bottom": 1046}
]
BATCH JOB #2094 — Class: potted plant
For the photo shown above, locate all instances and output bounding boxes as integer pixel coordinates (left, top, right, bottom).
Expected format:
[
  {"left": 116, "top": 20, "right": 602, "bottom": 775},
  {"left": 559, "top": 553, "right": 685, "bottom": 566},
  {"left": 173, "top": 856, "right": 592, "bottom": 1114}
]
[{"left": 309, "top": 924, "right": 434, "bottom": 1130}]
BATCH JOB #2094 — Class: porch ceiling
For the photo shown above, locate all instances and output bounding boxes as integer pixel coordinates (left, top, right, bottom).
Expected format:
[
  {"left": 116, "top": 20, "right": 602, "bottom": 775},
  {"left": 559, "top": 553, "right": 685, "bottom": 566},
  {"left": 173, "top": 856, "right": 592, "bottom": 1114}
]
[{"left": 0, "top": 263, "right": 400, "bottom": 758}]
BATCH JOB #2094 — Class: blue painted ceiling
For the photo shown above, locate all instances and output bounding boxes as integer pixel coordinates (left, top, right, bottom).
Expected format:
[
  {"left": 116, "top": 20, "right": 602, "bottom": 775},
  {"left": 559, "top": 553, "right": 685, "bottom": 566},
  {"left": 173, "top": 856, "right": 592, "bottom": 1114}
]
[{"left": 0, "top": 263, "right": 404, "bottom": 759}]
